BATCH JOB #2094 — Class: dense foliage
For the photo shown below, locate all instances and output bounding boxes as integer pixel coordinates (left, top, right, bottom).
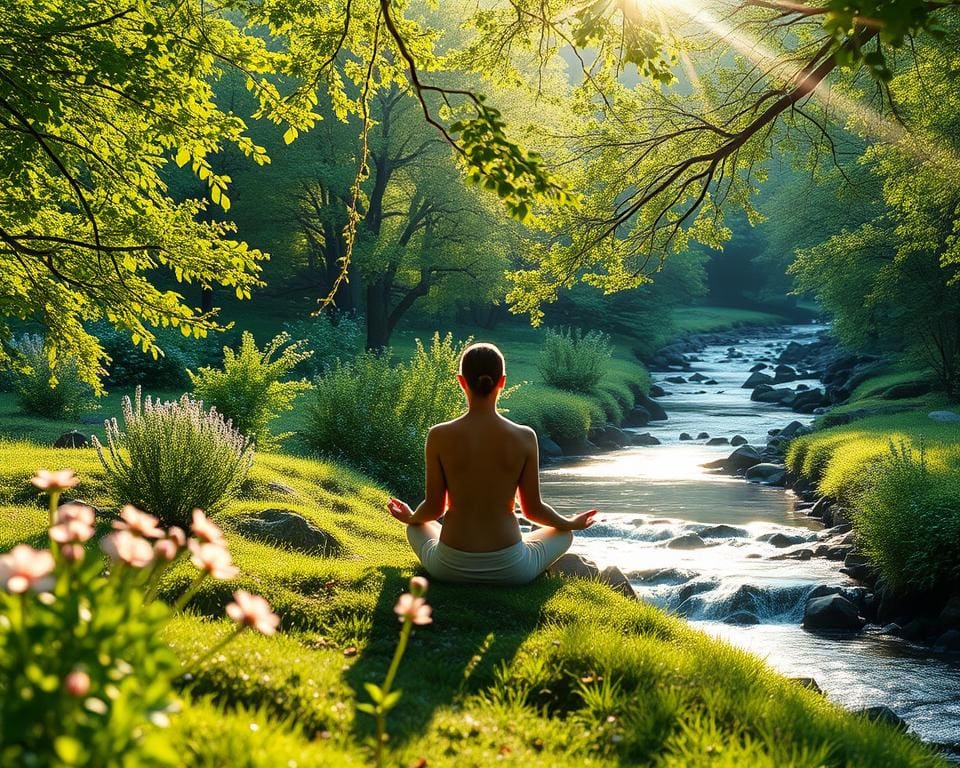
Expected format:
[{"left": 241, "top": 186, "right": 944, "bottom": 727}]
[
  {"left": 304, "top": 334, "right": 466, "bottom": 497},
  {"left": 94, "top": 389, "right": 253, "bottom": 528},
  {"left": 190, "top": 332, "right": 312, "bottom": 448},
  {"left": 8, "top": 333, "right": 97, "bottom": 418},
  {"left": 538, "top": 328, "right": 612, "bottom": 394},
  {"left": 284, "top": 315, "right": 364, "bottom": 379}
]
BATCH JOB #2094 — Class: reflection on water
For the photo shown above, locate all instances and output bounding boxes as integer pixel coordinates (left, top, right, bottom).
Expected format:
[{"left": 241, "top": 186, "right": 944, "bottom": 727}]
[{"left": 540, "top": 325, "right": 960, "bottom": 751}]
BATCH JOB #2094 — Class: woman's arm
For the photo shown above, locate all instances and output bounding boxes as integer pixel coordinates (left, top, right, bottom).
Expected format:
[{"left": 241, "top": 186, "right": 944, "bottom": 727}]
[
  {"left": 388, "top": 427, "right": 447, "bottom": 525},
  {"left": 517, "top": 429, "right": 596, "bottom": 531}
]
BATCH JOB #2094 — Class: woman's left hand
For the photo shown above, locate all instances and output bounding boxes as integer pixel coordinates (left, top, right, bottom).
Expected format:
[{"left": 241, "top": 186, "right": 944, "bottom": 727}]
[{"left": 387, "top": 498, "right": 415, "bottom": 524}]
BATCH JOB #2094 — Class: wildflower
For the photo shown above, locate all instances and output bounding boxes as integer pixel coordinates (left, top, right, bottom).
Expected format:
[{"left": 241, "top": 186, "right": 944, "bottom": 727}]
[
  {"left": 64, "top": 670, "right": 91, "bottom": 697},
  {"left": 226, "top": 590, "right": 280, "bottom": 635},
  {"left": 167, "top": 527, "right": 187, "bottom": 547},
  {"left": 101, "top": 530, "right": 154, "bottom": 568},
  {"left": 113, "top": 505, "right": 164, "bottom": 539},
  {"left": 31, "top": 469, "right": 78, "bottom": 492},
  {"left": 154, "top": 538, "right": 179, "bottom": 561},
  {"left": 0, "top": 545, "right": 55, "bottom": 593},
  {"left": 394, "top": 593, "right": 432, "bottom": 626},
  {"left": 61, "top": 544, "right": 85, "bottom": 562},
  {"left": 188, "top": 540, "right": 238, "bottom": 579},
  {"left": 191, "top": 509, "right": 226, "bottom": 545},
  {"left": 409, "top": 576, "right": 429, "bottom": 597},
  {"left": 50, "top": 503, "right": 95, "bottom": 544}
]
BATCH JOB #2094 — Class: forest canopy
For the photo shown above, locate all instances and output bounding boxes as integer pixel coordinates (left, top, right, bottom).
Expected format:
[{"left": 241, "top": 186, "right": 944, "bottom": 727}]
[{"left": 2, "top": 0, "right": 959, "bottom": 383}]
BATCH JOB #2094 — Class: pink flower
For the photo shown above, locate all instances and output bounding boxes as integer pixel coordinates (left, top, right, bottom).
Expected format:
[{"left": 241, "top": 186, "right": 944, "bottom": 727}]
[
  {"left": 394, "top": 593, "right": 432, "bottom": 625},
  {"left": 188, "top": 540, "right": 239, "bottom": 579},
  {"left": 113, "top": 505, "right": 164, "bottom": 539},
  {"left": 101, "top": 530, "right": 154, "bottom": 568},
  {"left": 0, "top": 545, "right": 55, "bottom": 593},
  {"left": 64, "top": 670, "right": 91, "bottom": 697},
  {"left": 409, "top": 576, "right": 429, "bottom": 597},
  {"left": 154, "top": 538, "right": 179, "bottom": 561},
  {"left": 167, "top": 527, "right": 187, "bottom": 547},
  {"left": 50, "top": 503, "right": 95, "bottom": 544},
  {"left": 191, "top": 509, "right": 226, "bottom": 546},
  {"left": 226, "top": 590, "right": 280, "bottom": 635},
  {"left": 61, "top": 544, "right": 85, "bottom": 562},
  {"left": 31, "top": 469, "right": 78, "bottom": 492}
]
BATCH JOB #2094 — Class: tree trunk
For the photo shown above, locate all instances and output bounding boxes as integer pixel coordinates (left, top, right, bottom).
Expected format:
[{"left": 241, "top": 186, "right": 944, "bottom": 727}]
[
  {"left": 201, "top": 286, "right": 213, "bottom": 314},
  {"left": 365, "top": 280, "right": 391, "bottom": 350}
]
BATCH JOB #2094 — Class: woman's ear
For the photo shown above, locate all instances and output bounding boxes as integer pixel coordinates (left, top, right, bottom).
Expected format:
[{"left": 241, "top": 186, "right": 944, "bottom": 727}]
[
  {"left": 456, "top": 373, "right": 469, "bottom": 393},
  {"left": 497, "top": 374, "right": 506, "bottom": 390}
]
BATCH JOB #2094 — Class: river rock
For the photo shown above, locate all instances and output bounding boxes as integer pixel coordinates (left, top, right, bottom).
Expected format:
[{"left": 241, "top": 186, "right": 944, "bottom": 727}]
[
  {"left": 730, "top": 435, "right": 748, "bottom": 446},
  {"left": 840, "top": 552, "right": 874, "bottom": 582},
  {"left": 539, "top": 435, "right": 563, "bottom": 458},
  {"left": 792, "top": 388, "right": 825, "bottom": 413},
  {"left": 593, "top": 425, "right": 629, "bottom": 449},
  {"left": 703, "top": 444, "right": 763, "bottom": 472},
  {"left": 803, "top": 594, "right": 865, "bottom": 631},
  {"left": 599, "top": 565, "right": 637, "bottom": 598},
  {"left": 742, "top": 371, "right": 775, "bottom": 389},
  {"left": 760, "top": 531, "right": 808, "bottom": 548},
  {"left": 750, "top": 363, "right": 768, "bottom": 372},
  {"left": 623, "top": 406, "right": 652, "bottom": 427},
  {"left": 630, "top": 433, "right": 661, "bottom": 446},
  {"left": 53, "top": 430, "right": 89, "bottom": 449},
  {"left": 636, "top": 394, "right": 668, "bottom": 421},
  {"left": 549, "top": 553, "right": 599, "bottom": 579},
  {"left": 629, "top": 567, "right": 695, "bottom": 585},
  {"left": 689, "top": 372, "right": 708, "bottom": 383},
  {"left": 706, "top": 437, "right": 729, "bottom": 446},
  {"left": 745, "top": 463, "right": 786, "bottom": 483},
  {"left": 790, "top": 677, "right": 823, "bottom": 694},
  {"left": 853, "top": 706, "right": 907, "bottom": 730},
  {"left": 934, "top": 629, "right": 960, "bottom": 652},
  {"left": 648, "top": 384, "right": 667, "bottom": 397},
  {"left": 929, "top": 410, "right": 960, "bottom": 423},
  {"left": 696, "top": 431, "right": 709, "bottom": 440},
  {"left": 666, "top": 376, "right": 687, "bottom": 384},
  {"left": 704, "top": 379, "right": 719, "bottom": 385},
  {"left": 773, "top": 364, "right": 797, "bottom": 383},
  {"left": 699, "top": 524, "right": 748, "bottom": 539},
  {"left": 668, "top": 533, "right": 707, "bottom": 549},
  {"left": 723, "top": 611, "right": 760, "bottom": 625},
  {"left": 679, "top": 432, "right": 693, "bottom": 441},
  {"left": 235, "top": 509, "right": 339, "bottom": 555}
]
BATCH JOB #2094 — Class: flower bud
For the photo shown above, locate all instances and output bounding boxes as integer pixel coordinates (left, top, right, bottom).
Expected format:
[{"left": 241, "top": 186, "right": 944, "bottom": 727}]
[{"left": 409, "top": 576, "right": 429, "bottom": 597}]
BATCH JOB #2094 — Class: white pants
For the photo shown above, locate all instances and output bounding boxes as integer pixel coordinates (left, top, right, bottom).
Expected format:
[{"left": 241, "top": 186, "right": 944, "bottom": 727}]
[{"left": 406, "top": 522, "right": 573, "bottom": 585}]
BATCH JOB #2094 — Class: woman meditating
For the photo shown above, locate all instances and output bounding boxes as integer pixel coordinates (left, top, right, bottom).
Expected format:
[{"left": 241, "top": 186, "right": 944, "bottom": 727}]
[{"left": 387, "top": 342, "right": 597, "bottom": 585}]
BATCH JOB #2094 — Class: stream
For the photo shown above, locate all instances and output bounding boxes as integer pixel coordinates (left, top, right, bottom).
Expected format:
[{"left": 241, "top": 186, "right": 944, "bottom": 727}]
[{"left": 542, "top": 324, "right": 960, "bottom": 754}]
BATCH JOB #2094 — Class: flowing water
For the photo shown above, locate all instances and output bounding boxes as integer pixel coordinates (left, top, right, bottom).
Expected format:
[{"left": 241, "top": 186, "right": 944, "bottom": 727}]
[{"left": 542, "top": 324, "right": 960, "bottom": 753}]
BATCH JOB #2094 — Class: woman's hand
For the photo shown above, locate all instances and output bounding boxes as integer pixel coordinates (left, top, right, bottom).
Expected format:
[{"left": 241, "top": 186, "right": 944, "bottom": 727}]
[
  {"left": 563, "top": 509, "right": 598, "bottom": 531},
  {"left": 387, "top": 498, "right": 415, "bottom": 525}
]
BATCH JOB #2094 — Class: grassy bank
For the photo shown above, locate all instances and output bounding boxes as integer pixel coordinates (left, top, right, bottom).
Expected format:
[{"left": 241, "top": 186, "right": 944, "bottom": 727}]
[
  {"left": 787, "top": 366, "right": 960, "bottom": 594},
  {"left": 671, "top": 306, "right": 788, "bottom": 335},
  {"left": 0, "top": 442, "right": 944, "bottom": 767}
]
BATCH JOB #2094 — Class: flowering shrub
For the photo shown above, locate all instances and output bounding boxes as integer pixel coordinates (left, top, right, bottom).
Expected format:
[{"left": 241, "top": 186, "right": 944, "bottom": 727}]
[
  {"left": 360, "top": 576, "right": 433, "bottom": 768},
  {"left": 0, "top": 470, "right": 279, "bottom": 767},
  {"left": 538, "top": 327, "right": 612, "bottom": 394},
  {"left": 93, "top": 387, "right": 253, "bottom": 528},
  {"left": 284, "top": 313, "right": 363, "bottom": 378},
  {"left": 8, "top": 333, "right": 97, "bottom": 418},
  {"left": 189, "top": 332, "right": 313, "bottom": 448}
]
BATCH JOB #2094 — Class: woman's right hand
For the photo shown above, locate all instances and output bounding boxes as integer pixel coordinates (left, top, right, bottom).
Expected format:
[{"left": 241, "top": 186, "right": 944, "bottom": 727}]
[{"left": 563, "top": 509, "right": 598, "bottom": 531}]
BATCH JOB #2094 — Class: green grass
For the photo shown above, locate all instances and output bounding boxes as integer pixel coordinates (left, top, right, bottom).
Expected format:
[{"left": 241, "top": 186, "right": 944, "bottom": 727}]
[
  {"left": 671, "top": 306, "right": 787, "bottom": 335},
  {"left": 0, "top": 442, "right": 945, "bottom": 767}
]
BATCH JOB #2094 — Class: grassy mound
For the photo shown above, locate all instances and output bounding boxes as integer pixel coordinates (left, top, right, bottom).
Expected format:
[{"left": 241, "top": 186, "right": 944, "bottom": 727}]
[{"left": 0, "top": 442, "right": 945, "bottom": 766}]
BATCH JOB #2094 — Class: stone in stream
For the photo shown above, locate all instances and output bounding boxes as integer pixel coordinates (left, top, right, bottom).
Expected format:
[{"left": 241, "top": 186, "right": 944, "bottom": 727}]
[
  {"left": 742, "top": 371, "right": 775, "bottom": 389},
  {"left": 749, "top": 363, "right": 768, "bottom": 372},
  {"left": 697, "top": 431, "right": 710, "bottom": 440},
  {"left": 773, "top": 364, "right": 797, "bottom": 383},
  {"left": 723, "top": 611, "right": 760, "bottom": 626},
  {"left": 689, "top": 372, "right": 708, "bottom": 383},
  {"left": 704, "top": 379, "right": 719, "bottom": 385},
  {"left": 628, "top": 568, "right": 696, "bottom": 585},
  {"left": 648, "top": 384, "right": 667, "bottom": 397},
  {"left": 779, "top": 420, "right": 811, "bottom": 440},
  {"left": 852, "top": 706, "right": 908, "bottom": 730},
  {"left": 730, "top": 435, "right": 748, "bottom": 446},
  {"left": 623, "top": 406, "right": 652, "bottom": 427},
  {"left": 706, "top": 437, "right": 730, "bottom": 446},
  {"left": 539, "top": 435, "right": 563, "bottom": 458},
  {"left": 592, "top": 425, "right": 629, "bottom": 449},
  {"left": 702, "top": 444, "right": 763, "bottom": 472},
  {"left": 759, "top": 532, "right": 808, "bottom": 548},
  {"left": 549, "top": 555, "right": 636, "bottom": 598},
  {"left": 753, "top": 387, "right": 795, "bottom": 405},
  {"left": 803, "top": 594, "right": 866, "bottom": 631},
  {"left": 667, "top": 533, "right": 708, "bottom": 549},
  {"left": 699, "top": 524, "right": 748, "bottom": 539},
  {"left": 745, "top": 463, "right": 786, "bottom": 483},
  {"left": 635, "top": 393, "right": 668, "bottom": 421},
  {"left": 665, "top": 375, "right": 687, "bottom": 384},
  {"left": 679, "top": 432, "right": 693, "bottom": 441},
  {"left": 630, "top": 433, "right": 661, "bottom": 446}
]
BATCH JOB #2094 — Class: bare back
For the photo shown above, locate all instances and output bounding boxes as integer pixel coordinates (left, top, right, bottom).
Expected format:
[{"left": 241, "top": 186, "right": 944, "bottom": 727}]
[{"left": 427, "top": 411, "right": 535, "bottom": 552}]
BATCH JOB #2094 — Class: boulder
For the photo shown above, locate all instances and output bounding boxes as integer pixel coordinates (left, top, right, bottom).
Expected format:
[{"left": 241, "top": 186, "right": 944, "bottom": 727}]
[
  {"left": 667, "top": 533, "right": 708, "bottom": 549},
  {"left": 779, "top": 420, "right": 810, "bottom": 440},
  {"left": 754, "top": 388, "right": 795, "bottom": 404},
  {"left": 235, "top": 509, "right": 339, "bottom": 555},
  {"left": 773, "top": 364, "right": 797, "bottom": 383},
  {"left": 840, "top": 552, "right": 874, "bottom": 583},
  {"left": 881, "top": 381, "right": 932, "bottom": 399},
  {"left": 699, "top": 524, "right": 748, "bottom": 539},
  {"left": 853, "top": 706, "right": 907, "bottom": 730},
  {"left": 648, "top": 384, "right": 667, "bottom": 397},
  {"left": 689, "top": 372, "right": 708, "bottom": 383},
  {"left": 723, "top": 611, "right": 760, "bottom": 625},
  {"left": 792, "top": 388, "right": 825, "bottom": 413},
  {"left": 704, "top": 378, "right": 719, "bottom": 385},
  {"left": 761, "top": 532, "right": 808, "bottom": 548},
  {"left": 696, "top": 432, "right": 710, "bottom": 440},
  {"left": 730, "top": 435, "right": 748, "bottom": 446},
  {"left": 702, "top": 444, "right": 763, "bottom": 473},
  {"left": 679, "top": 432, "right": 693, "bottom": 441},
  {"left": 549, "top": 553, "right": 599, "bottom": 579},
  {"left": 929, "top": 410, "right": 960, "bottom": 423},
  {"left": 53, "top": 430, "right": 89, "bottom": 449},
  {"left": 539, "top": 435, "right": 563, "bottom": 458},
  {"left": 623, "top": 406, "right": 652, "bottom": 427},
  {"left": 790, "top": 677, "right": 823, "bottom": 694},
  {"left": 749, "top": 363, "right": 768, "bottom": 372},
  {"left": 742, "top": 371, "right": 775, "bottom": 389},
  {"left": 631, "top": 433, "right": 661, "bottom": 446},
  {"left": 599, "top": 565, "right": 637, "bottom": 598},
  {"left": 665, "top": 376, "right": 687, "bottom": 384},
  {"left": 934, "top": 629, "right": 960, "bottom": 652},
  {"left": 706, "top": 437, "right": 729, "bottom": 446},
  {"left": 593, "top": 425, "right": 629, "bottom": 449},
  {"left": 636, "top": 394, "right": 668, "bottom": 421},
  {"left": 802, "top": 594, "right": 865, "bottom": 631},
  {"left": 745, "top": 463, "right": 787, "bottom": 483}
]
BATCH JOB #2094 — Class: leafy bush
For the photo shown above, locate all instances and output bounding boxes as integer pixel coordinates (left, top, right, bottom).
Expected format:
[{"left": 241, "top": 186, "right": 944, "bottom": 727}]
[
  {"left": 190, "top": 332, "right": 312, "bottom": 448},
  {"left": 284, "top": 313, "right": 363, "bottom": 378},
  {"left": 853, "top": 441, "right": 960, "bottom": 594},
  {"left": 93, "top": 388, "right": 253, "bottom": 528},
  {"left": 303, "top": 334, "right": 467, "bottom": 498},
  {"left": 8, "top": 333, "right": 97, "bottom": 418},
  {"left": 93, "top": 322, "right": 198, "bottom": 390},
  {"left": 505, "top": 384, "right": 595, "bottom": 447},
  {"left": 538, "top": 327, "right": 612, "bottom": 394}
]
